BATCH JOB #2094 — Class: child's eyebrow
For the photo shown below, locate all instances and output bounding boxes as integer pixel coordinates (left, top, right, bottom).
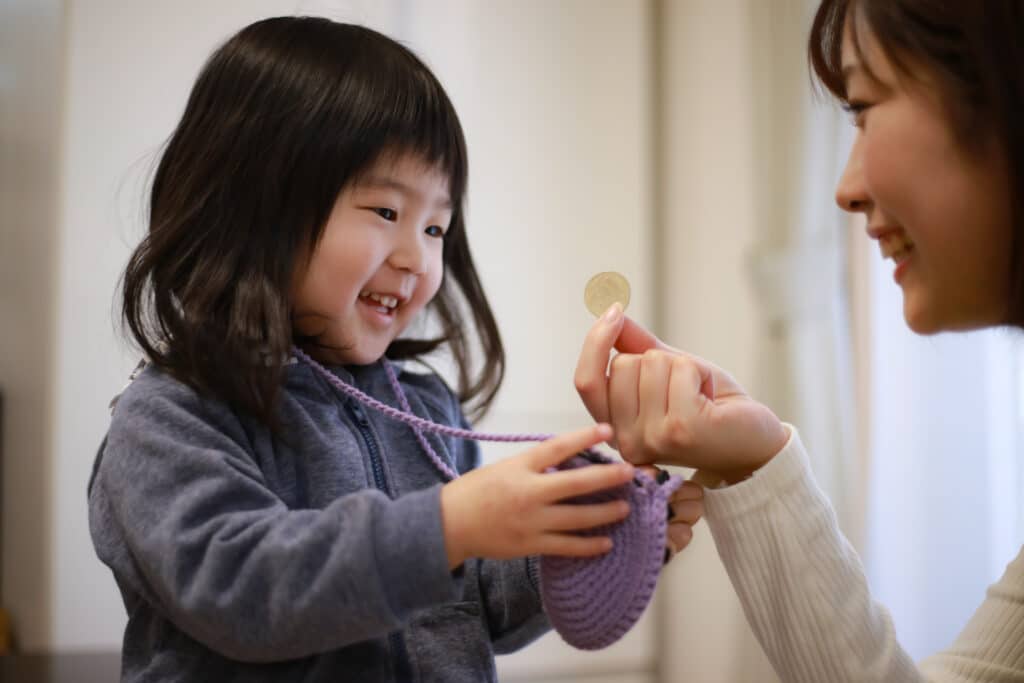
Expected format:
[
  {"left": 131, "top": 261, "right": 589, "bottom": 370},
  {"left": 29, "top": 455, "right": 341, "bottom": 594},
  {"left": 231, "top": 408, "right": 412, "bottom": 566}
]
[{"left": 357, "top": 175, "right": 452, "bottom": 210}]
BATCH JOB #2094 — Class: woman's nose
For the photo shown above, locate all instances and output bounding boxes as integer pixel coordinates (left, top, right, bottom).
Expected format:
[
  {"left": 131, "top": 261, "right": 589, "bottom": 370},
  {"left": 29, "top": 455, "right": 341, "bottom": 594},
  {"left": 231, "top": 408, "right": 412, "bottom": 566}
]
[{"left": 835, "top": 134, "right": 871, "bottom": 214}]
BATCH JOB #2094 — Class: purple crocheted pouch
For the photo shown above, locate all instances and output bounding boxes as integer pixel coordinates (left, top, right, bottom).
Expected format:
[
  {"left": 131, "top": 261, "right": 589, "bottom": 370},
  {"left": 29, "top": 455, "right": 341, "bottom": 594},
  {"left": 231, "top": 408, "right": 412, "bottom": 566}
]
[
  {"left": 540, "top": 450, "right": 680, "bottom": 650},
  {"left": 294, "top": 349, "right": 682, "bottom": 651}
]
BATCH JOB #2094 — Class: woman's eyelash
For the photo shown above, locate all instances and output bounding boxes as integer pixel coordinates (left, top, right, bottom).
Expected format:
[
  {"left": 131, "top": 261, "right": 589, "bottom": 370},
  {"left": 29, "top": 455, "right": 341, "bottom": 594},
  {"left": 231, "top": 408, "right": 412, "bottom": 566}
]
[{"left": 841, "top": 100, "right": 871, "bottom": 125}]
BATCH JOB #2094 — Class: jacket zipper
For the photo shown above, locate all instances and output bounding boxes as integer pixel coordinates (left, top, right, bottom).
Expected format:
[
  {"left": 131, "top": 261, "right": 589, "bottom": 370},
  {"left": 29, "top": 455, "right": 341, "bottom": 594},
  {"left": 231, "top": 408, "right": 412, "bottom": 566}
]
[{"left": 347, "top": 400, "right": 414, "bottom": 682}]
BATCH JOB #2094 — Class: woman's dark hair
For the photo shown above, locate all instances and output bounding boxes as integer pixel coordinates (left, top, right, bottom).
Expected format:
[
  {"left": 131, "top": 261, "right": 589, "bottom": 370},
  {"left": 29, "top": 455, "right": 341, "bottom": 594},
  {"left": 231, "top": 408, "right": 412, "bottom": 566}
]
[
  {"left": 122, "top": 17, "right": 504, "bottom": 424},
  {"left": 809, "top": 0, "right": 1024, "bottom": 325}
]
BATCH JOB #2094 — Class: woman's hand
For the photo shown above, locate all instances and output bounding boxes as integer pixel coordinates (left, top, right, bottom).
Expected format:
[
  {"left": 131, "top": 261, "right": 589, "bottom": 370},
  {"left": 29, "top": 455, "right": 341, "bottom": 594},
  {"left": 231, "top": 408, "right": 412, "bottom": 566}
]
[
  {"left": 639, "top": 467, "right": 704, "bottom": 561},
  {"left": 574, "top": 305, "right": 789, "bottom": 482},
  {"left": 440, "top": 424, "right": 636, "bottom": 570}
]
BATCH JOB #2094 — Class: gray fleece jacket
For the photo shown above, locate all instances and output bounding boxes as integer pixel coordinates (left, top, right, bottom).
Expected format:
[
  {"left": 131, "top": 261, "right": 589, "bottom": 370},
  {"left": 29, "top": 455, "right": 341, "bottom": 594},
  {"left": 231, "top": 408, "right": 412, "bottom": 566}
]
[{"left": 87, "top": 358, "right": 550, "bottom": 682}]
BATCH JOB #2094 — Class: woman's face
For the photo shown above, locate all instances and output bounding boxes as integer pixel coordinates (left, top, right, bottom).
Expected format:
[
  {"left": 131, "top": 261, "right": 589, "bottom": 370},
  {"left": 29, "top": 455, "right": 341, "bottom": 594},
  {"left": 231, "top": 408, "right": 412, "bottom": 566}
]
[{"left": 835, "top": 15, "right": 1013, "bottom": 333}]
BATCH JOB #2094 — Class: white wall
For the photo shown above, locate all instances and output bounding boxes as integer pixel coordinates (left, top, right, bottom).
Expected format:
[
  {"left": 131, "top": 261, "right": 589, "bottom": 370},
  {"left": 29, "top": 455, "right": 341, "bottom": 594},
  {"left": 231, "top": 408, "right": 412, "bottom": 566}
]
[
  {"left": 0, "top": 0, "right": 64, "bottom": 652},
  {"left": 656, "top": 2, "right": 779, "bottom": 681}
]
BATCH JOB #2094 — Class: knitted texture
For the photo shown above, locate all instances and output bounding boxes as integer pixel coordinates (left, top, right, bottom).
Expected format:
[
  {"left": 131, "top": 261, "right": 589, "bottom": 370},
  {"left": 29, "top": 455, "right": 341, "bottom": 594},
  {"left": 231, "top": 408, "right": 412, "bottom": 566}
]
[
  {"left": 294, "top": 348, "right": 682, "bottom": 650},
  {"left": 539, "top": 451, "right": 678, "bottom": 650}
]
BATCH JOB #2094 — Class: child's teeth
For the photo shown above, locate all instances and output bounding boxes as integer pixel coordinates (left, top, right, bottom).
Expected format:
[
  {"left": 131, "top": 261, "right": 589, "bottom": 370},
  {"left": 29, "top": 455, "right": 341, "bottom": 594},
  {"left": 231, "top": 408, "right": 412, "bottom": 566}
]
[{"left": 363, "top": 292, "right": 398, "bottom": 308}]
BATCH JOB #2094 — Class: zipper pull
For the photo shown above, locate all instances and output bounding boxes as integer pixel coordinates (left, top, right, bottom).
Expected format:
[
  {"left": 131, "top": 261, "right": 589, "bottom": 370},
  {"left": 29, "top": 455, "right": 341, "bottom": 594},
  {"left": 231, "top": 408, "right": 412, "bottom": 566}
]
[{"left": 349, "top": 402, "right": 369, "bottom": 426}]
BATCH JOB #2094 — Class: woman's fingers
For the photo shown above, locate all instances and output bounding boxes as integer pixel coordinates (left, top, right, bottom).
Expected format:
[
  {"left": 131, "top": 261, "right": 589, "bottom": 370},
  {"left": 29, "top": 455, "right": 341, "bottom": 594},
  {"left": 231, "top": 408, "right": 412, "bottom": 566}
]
[
  {"left": 638, "top": 350, "right": 673, "bottom": 420},
  {"left": 665, "top": 523, "right": 694, "bottom": 560},
  {"left": 574, "top": 303, "right": 627, "bottom": 425},
  {"left": 670, "top": 500, "right": 704, "bottom": 525},
  {"left": 608, "top": 353, "right": 641, "bottom": 422},
  {"left": 666, "top": 355, "right": 713, "bottom": 417},
  {"left": 613, "top": 315, "right": 672, "bottom": 354},
  {"left": 668, "top": 480, "right": 704, "bottom": 524}
]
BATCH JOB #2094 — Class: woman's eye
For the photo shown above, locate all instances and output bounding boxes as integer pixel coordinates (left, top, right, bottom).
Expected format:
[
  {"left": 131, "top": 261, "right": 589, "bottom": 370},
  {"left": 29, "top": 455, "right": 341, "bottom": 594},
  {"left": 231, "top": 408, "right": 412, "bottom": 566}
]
[
  {"left": 374, "top": 208, "right": 397, "bottom": 221},
  {"left": 842, "top": 100, "right": 871, "bottom": 128},
  {"left": 425, "top": 225, "right": 446, "bottom": 238}
]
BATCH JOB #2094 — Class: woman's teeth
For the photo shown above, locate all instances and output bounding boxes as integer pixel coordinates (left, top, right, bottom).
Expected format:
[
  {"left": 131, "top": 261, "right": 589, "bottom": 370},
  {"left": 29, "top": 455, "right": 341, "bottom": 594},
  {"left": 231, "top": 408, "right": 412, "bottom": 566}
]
[
  {"left": 361, "top": 291, "right": 399, "bottom": 309},
  {"left": 879, "top": 233, "right": 915, "bottom": 262}
]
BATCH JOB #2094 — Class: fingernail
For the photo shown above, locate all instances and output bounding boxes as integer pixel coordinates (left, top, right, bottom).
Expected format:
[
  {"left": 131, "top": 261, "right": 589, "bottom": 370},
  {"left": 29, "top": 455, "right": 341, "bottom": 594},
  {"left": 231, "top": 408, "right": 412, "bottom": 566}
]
[
  {"left": 595, "top": 423, "right": 613, "bottom": 439},
  {"left": 602, "top": 302, "right": 623, "bottom": 323}
]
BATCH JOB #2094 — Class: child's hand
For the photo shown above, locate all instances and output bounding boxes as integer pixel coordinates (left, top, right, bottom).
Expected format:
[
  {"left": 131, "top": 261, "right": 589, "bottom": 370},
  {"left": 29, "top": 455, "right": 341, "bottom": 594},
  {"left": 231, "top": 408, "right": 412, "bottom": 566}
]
[{"left": 440, "top": 424, "right": 635, "bottom": 569}]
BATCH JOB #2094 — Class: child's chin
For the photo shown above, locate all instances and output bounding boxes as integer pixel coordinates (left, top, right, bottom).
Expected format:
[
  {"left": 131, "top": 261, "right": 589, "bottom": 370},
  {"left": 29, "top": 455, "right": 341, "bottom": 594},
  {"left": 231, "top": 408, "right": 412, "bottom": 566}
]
[{"left": 348, "top": 343, "right": 393, "bottom": 366}]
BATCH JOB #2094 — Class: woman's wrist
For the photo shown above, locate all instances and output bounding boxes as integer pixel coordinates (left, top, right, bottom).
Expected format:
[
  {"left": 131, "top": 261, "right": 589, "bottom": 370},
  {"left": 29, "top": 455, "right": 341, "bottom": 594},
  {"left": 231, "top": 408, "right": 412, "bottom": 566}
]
[{"left": 693, "top": 422, "right": 792, "bottom": 488}]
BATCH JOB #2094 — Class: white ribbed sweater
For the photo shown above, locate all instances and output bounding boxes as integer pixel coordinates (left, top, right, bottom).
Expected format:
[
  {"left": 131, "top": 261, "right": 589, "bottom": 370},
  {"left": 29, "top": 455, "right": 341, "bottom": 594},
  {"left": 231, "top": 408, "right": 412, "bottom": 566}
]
[{"left": 703, "top": 427, "right": 1024, "bottom": 682}]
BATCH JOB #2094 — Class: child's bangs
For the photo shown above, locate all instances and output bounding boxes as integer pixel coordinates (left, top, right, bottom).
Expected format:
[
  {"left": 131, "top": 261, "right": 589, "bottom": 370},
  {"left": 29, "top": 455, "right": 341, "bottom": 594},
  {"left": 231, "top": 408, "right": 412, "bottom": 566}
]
[
  {"left": 384, "top": 71, "right": 468, "bottom": 206},
  {"left": 335, "top": 54, "right": 468, "bottom": 208}
]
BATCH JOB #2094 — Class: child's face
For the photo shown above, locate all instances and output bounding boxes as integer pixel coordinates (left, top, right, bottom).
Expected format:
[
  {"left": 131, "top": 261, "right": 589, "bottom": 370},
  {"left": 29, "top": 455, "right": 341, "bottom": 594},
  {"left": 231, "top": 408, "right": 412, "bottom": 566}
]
[
  {"left": 834, "top": 17, "right": 1013, "bottom": 333},
  {"left": 292, "top": 154, "right": 451, "bottom": 365}
]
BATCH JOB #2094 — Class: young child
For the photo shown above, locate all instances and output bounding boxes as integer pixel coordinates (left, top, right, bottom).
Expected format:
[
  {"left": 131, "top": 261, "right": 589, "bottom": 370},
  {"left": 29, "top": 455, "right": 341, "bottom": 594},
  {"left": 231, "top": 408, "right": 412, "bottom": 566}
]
[{"left": 87, "top": 17, "right": 644, "bottom": 682}]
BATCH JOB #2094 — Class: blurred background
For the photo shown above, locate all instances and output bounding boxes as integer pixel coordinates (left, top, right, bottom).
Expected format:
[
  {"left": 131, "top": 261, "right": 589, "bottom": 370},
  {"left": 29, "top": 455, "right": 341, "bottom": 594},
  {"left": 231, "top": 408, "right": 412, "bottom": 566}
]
[{"left": 3, "top": 1, "right": 1024, "bottom": 681}]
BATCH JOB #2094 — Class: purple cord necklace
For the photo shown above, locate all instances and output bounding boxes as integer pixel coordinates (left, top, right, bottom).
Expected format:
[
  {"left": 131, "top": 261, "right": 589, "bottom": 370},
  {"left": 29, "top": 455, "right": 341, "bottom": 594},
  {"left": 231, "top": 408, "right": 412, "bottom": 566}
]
[
  {"left": 292, "top": 347, "right": 554, "bottom": 481},
  {"left": 293, "top": 346, "right": 682, "bottom": 651}
]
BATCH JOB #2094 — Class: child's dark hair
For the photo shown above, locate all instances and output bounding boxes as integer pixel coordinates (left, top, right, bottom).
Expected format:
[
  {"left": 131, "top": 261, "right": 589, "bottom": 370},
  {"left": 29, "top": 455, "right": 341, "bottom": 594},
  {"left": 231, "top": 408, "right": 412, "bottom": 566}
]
[
  {"left": 809, "top": 0, "right": 1024, "bottom": 326},
  {"left": 121, "top": 17, "right": 504, "bottom": 424}
]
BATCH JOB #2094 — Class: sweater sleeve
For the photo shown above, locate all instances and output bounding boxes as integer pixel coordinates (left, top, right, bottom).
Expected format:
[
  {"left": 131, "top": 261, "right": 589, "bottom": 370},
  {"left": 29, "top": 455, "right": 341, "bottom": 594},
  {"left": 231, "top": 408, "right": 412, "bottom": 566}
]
[
  {"left": 705, "top": 426, "right": 1024, "bottom": 682},
  {"left": 703, "top": 426, "right": 921, "bottom": 681},
  {"left": 88, "top": 379, "right": 460, "bottom": 663}
]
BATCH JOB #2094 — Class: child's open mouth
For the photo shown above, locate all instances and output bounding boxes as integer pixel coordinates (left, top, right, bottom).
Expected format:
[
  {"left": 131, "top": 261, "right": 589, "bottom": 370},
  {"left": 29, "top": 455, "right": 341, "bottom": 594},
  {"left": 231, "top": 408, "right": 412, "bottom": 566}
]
[{"left": 359, "top": 291, "right": 400, "bottom": 319}]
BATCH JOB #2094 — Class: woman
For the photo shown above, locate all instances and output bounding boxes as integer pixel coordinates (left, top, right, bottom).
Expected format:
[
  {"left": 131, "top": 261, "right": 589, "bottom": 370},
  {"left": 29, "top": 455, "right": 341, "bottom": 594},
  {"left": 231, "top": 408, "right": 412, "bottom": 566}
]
[{"left": 576, "top": 1, "right": 1024, "bottom": 679}]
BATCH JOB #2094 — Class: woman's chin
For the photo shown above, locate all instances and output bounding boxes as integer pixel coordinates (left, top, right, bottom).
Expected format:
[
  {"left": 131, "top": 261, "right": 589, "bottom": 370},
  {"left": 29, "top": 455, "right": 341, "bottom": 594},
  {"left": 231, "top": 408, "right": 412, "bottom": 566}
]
[
  {"left": 903, "top": 297, "right": 996, "bottom": 335},
  {"left": 902, "top": 297, "right": 944, "bottom": 335}
]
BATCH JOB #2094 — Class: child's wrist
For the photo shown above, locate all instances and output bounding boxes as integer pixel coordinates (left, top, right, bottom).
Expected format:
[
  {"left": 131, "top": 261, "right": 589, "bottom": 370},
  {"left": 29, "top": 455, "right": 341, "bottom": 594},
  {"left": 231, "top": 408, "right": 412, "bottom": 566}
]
[{"left": 440, "top": 482, "right": 468, "bottom": 570}]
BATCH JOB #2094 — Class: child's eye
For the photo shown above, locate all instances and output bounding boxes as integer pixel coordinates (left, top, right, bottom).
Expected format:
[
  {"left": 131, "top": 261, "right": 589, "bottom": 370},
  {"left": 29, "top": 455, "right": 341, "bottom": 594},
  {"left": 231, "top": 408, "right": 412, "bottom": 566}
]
[
  {"left": 374, "top": 208, "right": 397, "bottom": 221},
  {"left": 425, "top": 225, "right": 446, "bottom": 238}
]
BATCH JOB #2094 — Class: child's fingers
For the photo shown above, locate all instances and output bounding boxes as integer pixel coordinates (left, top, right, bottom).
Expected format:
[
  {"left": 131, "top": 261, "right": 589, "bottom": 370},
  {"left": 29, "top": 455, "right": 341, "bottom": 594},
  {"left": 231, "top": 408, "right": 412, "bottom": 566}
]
[
  {"left": 528, "top": 424, "right": 614, "bottom": 470},
  {"left": 537, "top": 533, "right": 614, "bottom": 558},
  {"left": 539, "top": 460, "right": 634, "bottom": 501},
  {"left": 542, "top": 500, "right": 630, "bottom": 532}
]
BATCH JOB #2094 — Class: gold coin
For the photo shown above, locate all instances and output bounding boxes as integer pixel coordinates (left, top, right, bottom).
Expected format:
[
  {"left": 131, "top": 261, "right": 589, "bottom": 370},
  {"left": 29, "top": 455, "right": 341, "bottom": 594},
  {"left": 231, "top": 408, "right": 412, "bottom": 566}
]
[{"left": 584, "top": 271, "right": 631, "bottom": 317}]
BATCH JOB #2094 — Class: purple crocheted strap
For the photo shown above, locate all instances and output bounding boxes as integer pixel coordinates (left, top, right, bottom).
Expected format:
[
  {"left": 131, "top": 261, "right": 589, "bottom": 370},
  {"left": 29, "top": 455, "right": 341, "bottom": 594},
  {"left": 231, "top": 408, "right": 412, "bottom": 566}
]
[
  {"left": 293, "top": 347, "right": 682, "bottom": 492},
  {"left": 293, "top": 348, "right": 554, "bottom": 445},
  {"left": 380, "top": 359, "right": 457, "bottom": 480}
]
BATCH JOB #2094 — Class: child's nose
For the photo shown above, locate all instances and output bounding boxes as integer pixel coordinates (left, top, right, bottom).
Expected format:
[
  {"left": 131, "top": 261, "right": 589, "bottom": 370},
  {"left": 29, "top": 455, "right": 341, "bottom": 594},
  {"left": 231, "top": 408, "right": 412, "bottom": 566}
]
[{"left": 389, "top": 232, "right": 428, "bottom": 274}]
